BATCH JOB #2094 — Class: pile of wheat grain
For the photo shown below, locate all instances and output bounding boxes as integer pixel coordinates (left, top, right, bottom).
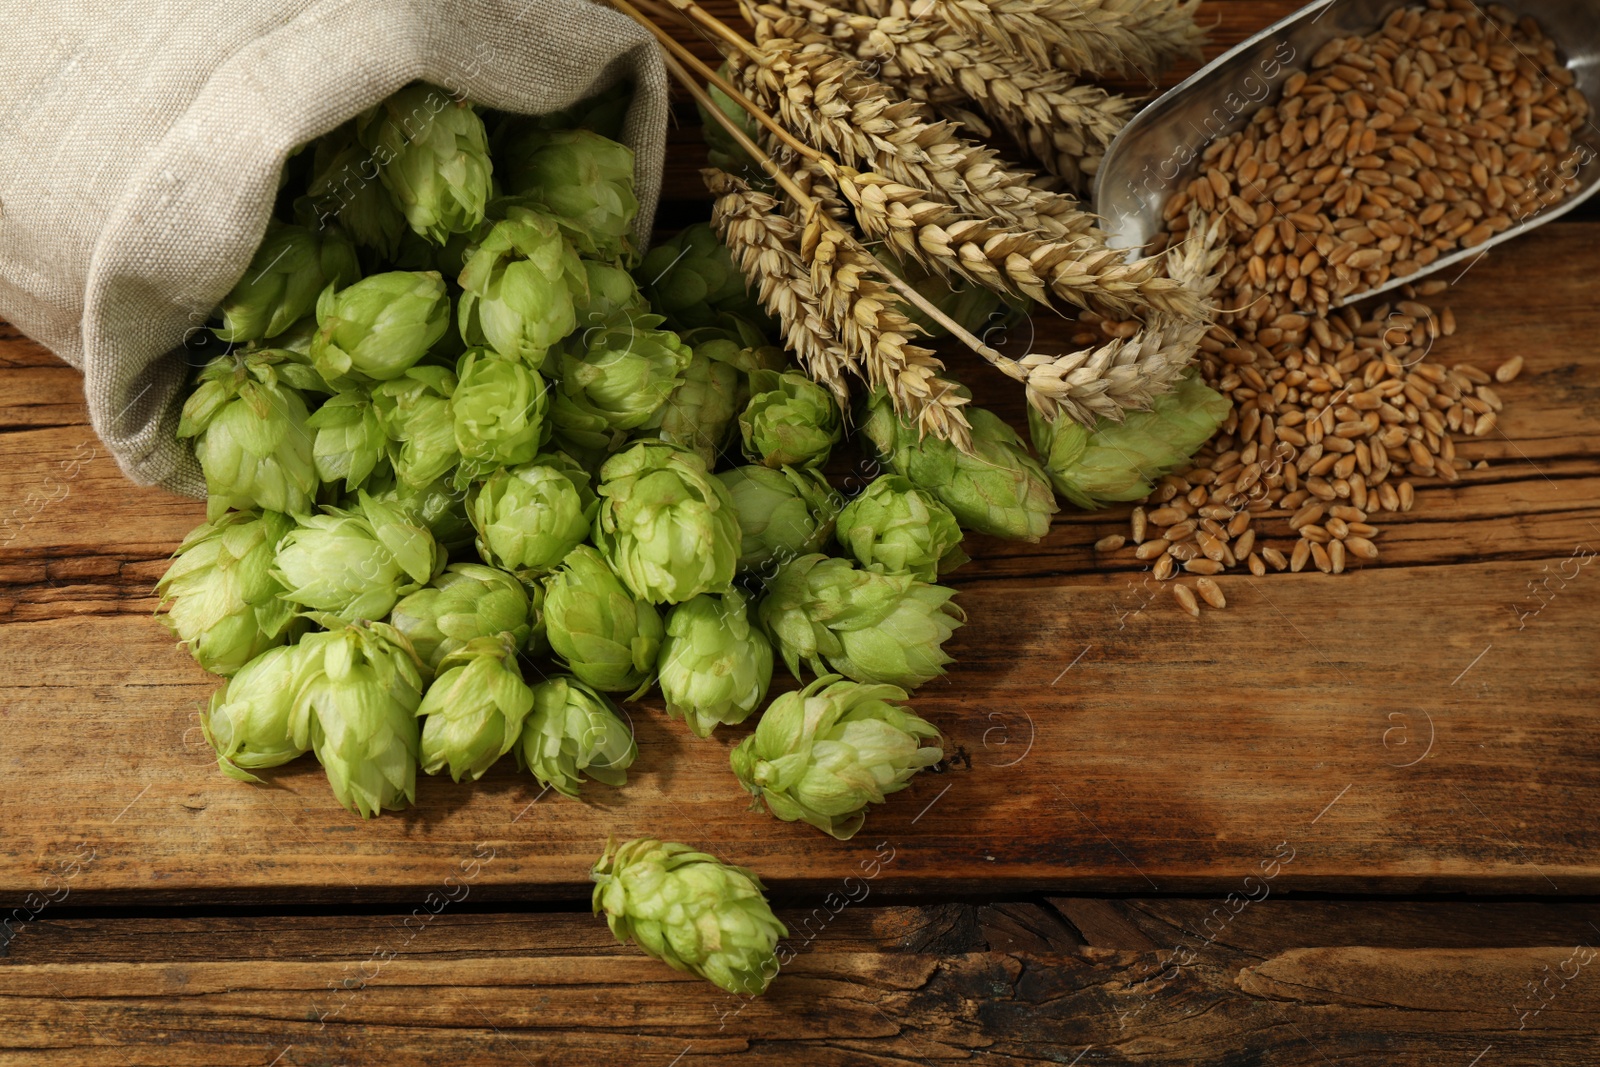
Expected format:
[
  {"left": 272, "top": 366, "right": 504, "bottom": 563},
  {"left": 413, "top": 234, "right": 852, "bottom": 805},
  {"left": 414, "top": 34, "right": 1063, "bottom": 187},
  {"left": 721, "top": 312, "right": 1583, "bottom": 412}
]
[{"left": 1093, "top": 0, "right": 1587, "bottom": 615}]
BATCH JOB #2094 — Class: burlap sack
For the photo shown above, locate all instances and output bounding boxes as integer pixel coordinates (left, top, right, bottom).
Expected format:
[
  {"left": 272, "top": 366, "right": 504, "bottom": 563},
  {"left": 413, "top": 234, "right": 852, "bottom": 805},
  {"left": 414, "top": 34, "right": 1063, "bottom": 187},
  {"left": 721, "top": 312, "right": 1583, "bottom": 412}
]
[{"left": 0, "top": 0, "right": 667, "bottom": 497}]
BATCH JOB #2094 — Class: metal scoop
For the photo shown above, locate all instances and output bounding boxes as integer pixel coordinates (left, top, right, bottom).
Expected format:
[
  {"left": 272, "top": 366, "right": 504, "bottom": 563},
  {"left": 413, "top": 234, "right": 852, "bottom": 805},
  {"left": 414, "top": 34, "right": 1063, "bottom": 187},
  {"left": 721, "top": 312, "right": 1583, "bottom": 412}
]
[{"left": 1093, "top": 0, "right": 1600, "bottom": 307}]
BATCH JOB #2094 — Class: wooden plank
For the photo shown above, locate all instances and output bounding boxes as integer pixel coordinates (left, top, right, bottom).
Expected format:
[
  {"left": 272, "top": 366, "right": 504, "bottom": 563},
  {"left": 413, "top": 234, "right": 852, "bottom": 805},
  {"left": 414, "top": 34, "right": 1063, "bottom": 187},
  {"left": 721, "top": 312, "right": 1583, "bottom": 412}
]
[{"left": 1, "top": 902, "right": 1596, "bottom": 1065}]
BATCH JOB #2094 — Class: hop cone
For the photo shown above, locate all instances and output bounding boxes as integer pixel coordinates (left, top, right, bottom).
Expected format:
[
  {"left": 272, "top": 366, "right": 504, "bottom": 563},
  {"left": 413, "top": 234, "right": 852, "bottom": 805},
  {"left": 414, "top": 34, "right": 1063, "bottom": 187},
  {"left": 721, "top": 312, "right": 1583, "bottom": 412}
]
[
  {"left": 457, "top": 208, "right": 585, "bottom": 367},
  {"left": 758, "top": 554, "right": 965, "bottom": 689},
  {"left": 272, "top": 491, "right": 445, "bottom": 624},
  {"left": 1029, "top": 372, "right": 1230, "bottom": 509},
  {"left": 730, "top": 675, "right": 942, "bottom": 841},
  {"left": 739, "top": 369, "right": 842, "bottom": 470},
  {"left": 360, "top": 471, "right": 474, "bottom": 552},
  {"left": 468, "top": 454, "right": 597, "bottom": 574},
  {"left": 863, "top": 391, "right": 1058, "bottom": 542},
  {"left": 389, "top": 562, "right": 532, "bottom": 676},
  {"left": 451, "top": 348, "right": 551, "bottom": 487},
  {"left": 593, "top": 441, "right": 741, "bottom": 605},
  {"left": 306, "top": 391, "right": 388, "bottom": 492},
  {"left": 592, "top": 838, "right": 787, "bottom": 995},
  {"left": 370, "top": 365, "right": 460, "bottom": 489},
  {"left": 885, "top": 252, "right": 1017, "bottom": 340},
  {"left": 311, "top": 270, "right": 449, "bottom": 383},
  {"left": 638, "top": 341, "right": 744, "bottom": 469},
  {"left": 517, "top": 675, "right": 637, "bottom": 796},
  {"left": 836, "top": 475, "right": 968, "bottom": 582},
  {"left": 300, "top": 123, "right": 409, "bottom": 259},
  {"left": 178, "top": 352, "right": 318, "bottom": 518},
  {"left": 658, "top": 589, "right": 773, "bottom": 738},
  {"left": 498, "top": 128, "right": 638, "bottom": 263},
  {"left": 634, "top": 222, "right": 770, "bottom": 333},
  {"left": 294, "top": 621, "right": 425, "bottom": 818},
  {"left": 554, "top": 317, "right": 692, "bottom": 432},
  {"left": 574, "top": 260, "right": 647, "bottom": 332},
  {"left": 417, "top": 633, "right": 533, "bottom": 782},
  {"left": 492, "top": 80, "right": 632, "bottom": 146},
  {"left": 717, "top": 465, "right": 841, "bottom": 572},
  {"left": 157, "top": 510, "right": 299, "bottom": 676},
  {"left": 542, "top": 544, "right": 663, "bottom": 696},
  {"left": 215, "top": 221, "right": 360, "bottom": 343},
  {"left": 356, "top": 84, "right": 493, "bottom": 244},
  {"left": 201, "top": 643, "right": 310, "bottom": 780}
]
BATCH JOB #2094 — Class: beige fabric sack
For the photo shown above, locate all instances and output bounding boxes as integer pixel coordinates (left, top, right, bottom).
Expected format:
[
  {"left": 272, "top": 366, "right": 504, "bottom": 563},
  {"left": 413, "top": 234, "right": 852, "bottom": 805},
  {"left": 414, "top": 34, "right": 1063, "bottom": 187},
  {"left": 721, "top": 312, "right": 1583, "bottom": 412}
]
[{"left": 0, "top": 0, "right": 667, "bottom": 497}]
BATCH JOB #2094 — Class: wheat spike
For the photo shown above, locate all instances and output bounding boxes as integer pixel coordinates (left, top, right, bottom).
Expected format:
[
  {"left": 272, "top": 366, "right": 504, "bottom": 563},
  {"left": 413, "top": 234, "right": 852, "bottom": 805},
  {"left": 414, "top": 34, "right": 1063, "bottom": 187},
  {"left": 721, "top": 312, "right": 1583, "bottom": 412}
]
[
  {"left": 923, "top": 0, "right": 1206, "bottom": 80},
  {"left": 706, "top": 168, "right": 972, "bottom": 447},
  {"left": 779, "top": 0, "right": 1136, "bottom": 190}
]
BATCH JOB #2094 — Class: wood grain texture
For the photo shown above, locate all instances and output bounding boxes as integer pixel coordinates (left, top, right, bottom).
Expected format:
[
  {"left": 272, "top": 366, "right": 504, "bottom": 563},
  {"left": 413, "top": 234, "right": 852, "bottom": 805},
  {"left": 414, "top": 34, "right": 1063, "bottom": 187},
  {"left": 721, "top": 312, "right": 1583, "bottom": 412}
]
[
  {"left": 2, "top": 3, "right": 1598, "bottom": 908},
  {"left": 2, "top": 901, "right": 1596, "bottom": 1065}
]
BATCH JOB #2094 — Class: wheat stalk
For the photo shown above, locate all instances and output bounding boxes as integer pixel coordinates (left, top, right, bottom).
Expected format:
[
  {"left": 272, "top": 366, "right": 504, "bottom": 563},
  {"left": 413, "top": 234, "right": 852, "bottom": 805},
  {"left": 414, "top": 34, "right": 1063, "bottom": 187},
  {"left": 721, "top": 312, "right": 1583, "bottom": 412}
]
[
  {"left": 917, "top": 0, "right": 1206, "bottom": 80},
  {"left": 779, "top": 0, "right": 1136, "bottom": 190}
]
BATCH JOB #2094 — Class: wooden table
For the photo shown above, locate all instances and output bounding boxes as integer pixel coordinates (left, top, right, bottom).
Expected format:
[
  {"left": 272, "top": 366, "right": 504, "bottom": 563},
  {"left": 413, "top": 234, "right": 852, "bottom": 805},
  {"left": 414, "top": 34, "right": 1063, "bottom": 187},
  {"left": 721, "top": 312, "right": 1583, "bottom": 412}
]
[{"left": 3, "top": 3, "right": 1598, "bottom": 1062}]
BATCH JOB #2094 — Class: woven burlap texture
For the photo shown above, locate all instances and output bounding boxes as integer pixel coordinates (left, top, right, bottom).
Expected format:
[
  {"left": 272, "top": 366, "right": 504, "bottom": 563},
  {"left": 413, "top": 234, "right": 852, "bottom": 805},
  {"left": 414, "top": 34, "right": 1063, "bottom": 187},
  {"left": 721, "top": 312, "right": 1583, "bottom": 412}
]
[{"left": 0, "top": 0, "right": 667, "bottom": 498}]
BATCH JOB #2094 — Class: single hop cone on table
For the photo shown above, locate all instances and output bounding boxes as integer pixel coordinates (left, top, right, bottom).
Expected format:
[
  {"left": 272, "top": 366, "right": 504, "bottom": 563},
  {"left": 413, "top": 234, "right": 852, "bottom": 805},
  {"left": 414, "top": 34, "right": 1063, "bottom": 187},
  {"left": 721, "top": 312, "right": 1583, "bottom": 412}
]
[
  {"left": 729, "top": 673, "right": 943, "bottom": 841},
  {"left": 271, "top": 490, "right": 446, "bottom": 625},
  {"left": 306, "top": 390, "right": 389, "bottom": 493},
  {"left": 457, "top": 208, "right": 586, "bottom": 368},
  {"left": 591, "top": 838, "right": 787, "bottom": 995},
  {"left": 389, "top": 562, "right": 533, "bottom": 677},
  {"left": 717, "top": 465, "right": 841, "bottom": 572},
  {"left": 213, "top": 221, "right": 360, "bottom": 343},
  {"left": 835, "top": 474, "right": 968, "bottom": 582},
  {"left": 450, "top": 348, "right": 552, "bottom": 488},
  {"left": 370, "top": 365, "right": 461, "bottom": 490},
  {"left": 157, "top": 509, "right": 300, "bottom": 677},
  {"left": 310, "top": 270, "right": 451, "bottom": 384},
  {"left": 1029, "top": 371, "right": 1231, "bottom": 509},
  {"left": 542, "top": 544, "right": 664, "bottom": 696},
  {"left": 177, "top": 351, "right": 319, "bottom": 519},
  {"left": 758, "top": 553, "right": 964, "bottom": 690},
  {"left": 593, "top": 441, "right": 742, "bottom": 606},
  {"left": 417, "top": 633, "right": 535, "bottom": 782},
  {"left": 355, "top": 83, "right": 494, "bottom": 245},
  {"left": 200, "top": 643, "right": 311, "bottom": 781},
  {"left": 292, "top": 620, "right": 426, "bottom": 818},
  {"left": 518, "top": 675, "right": 638, "bottom": 796},
  {"left": 467, "top": 453, "right": 598, "bottom": 575},
  {"left": 658, "top": 589, "right": 774, "bottom": 739},
  {"left": 573, "top": 260, "right": 648, "bottom": 331},
  {"left": 497, "top": 128, "right": 640, "bottom": 264},
  {"left": 638, "top": 341, "right": 746, "bottom": 470},
  {"left": 739, "top": 368, "right": 843, "bottom": 470},
  {"left": 862, "top": 390, "right": 1058, "bottom": 542},
  {"left": 554, "top": 317, "right": 694, "bottom": 434}
]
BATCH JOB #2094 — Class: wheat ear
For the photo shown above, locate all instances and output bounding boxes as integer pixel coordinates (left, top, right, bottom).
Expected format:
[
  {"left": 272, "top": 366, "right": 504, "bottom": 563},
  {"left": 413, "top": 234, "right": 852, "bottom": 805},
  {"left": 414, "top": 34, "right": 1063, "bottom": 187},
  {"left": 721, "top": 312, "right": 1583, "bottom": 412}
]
[{"left": 923, "top": 0, "right": 1206, "bottom": 80}]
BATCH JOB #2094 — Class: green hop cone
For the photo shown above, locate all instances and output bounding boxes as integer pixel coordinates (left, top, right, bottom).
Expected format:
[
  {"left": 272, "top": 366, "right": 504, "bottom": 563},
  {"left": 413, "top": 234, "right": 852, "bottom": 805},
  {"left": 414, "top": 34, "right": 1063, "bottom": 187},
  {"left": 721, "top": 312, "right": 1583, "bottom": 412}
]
[
  {"left": 739, "top": 369, "right": 842, "bottom": 470},
  {"left": 758, "top": 554, "right": 965, "bottom": 689},
  {"left": 467, "top": 454, "right": 597, "bottom": 574},
  {"left": 697, "top": 79, "right": 762, "bottom": 176},
  {"left": 370, "top": 365, "right": 460, "bottom": 489},
  {"left": 591, "top": 838, "right": 787, "bottom": 996},
  {"left": 201, "top": 644, "right": 311, "bottom": 781},
  {"left": 457, "top": 208, "right": 585, "bottom": 367},
  {"left": 417, "top": 633, "right": 533, "bottom": 782},
  {"left": 389, "top": 562, "right": 532, "bottom": 676},
  {"left": 1029, "top": 372, "right": 1231, "bottom": 509},
  {"left": 310, "top": 270, "right": 450, "bottom": 383},
  {"left": 555, "top": 316, "right": 692, "bottom": 432},
  {"left": 492, "top": 80, "right": 632, "bottom": 147},
  {"left": 157, "top": 510, "right": 299, "bottom": 677},
  {"left": 634, "top": 222, "right": 769, "bottom": 333},
  {"left": 573, "top": 260, "right": 647, "bottom": 332},
  {"left": 451, "top": 348, "right": 551, "bottom": 487},
  {"left": 658, "top": 589, "right": 773, "bottom": 738},
  {"left": 717, "top": 465, "right": 841, "bottom": 571},
  {"left": 542, "top": 545, "right": 663, "bottom": 695},
  {"left": 883, "top": 252, "right": 1018, "bottom": 340},
  {"left": 306, "top": 391, "right": 388, "bottom": 492},
  {"left": 593, "top": 441, "right": 741, "bottom": 605},
  {"left": 355, "top": 84, "right": 493, "bottom": 244},
  {"left": 863, "top": 391, "right": 1058, "bottom": 542},
  {"left": 835, "top": 475, "right": 969, "bottom": 582},
  {"left": 517, "top": 675, "right": 637, "bottom": 796},
  {"left": 178, "top": 352, "right": 319, "bottom": 518},
  {"left": 729, "top": 674, "right": 943, "bottom": 841},
  {"left": 639, "top": 340, "right": 745, "bottom": 469},
  {"left": 215, "top": 221, "right": 360, "bottom": 343},
  {"left": 294, "top": 620, "right": 425, "bottom": 818},
  {"left": 360, "top": 471, "right": 474, "bottom": 552},
  {"left": 272, "top": 491, "right": 446, "bottom": 624},
  {"left": 498, "top": 128, "right": 639, "bottom": 263},
  {"left": 300, "top": 123, "right": 410, "bottom": 260}
]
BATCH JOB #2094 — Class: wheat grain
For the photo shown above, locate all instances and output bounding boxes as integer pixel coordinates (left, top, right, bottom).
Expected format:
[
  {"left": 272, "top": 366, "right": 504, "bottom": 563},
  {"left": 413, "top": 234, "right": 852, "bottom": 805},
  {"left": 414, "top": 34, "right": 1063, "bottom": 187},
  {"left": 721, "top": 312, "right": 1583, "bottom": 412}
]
[{"left": 923, "top": 0, "right": 1205, "bottom": 80}]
